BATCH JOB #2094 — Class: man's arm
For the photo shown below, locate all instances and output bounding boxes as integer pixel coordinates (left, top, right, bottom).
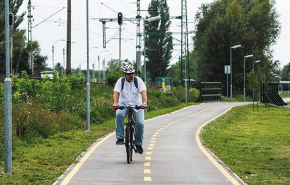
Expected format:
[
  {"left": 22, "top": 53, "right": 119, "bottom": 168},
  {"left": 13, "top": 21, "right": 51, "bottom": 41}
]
[
  {"left": 113, "top": 91, "right": 120, "bottom": 110},
  {"left": 141, "top": 90, "right": 147, "bottom": 109}
]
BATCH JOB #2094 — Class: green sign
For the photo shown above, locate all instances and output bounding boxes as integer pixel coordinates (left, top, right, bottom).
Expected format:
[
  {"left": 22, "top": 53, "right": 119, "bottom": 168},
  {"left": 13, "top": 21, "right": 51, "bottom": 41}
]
[{"left": 155, "top": 77, "right": 173, "bottom": 86}]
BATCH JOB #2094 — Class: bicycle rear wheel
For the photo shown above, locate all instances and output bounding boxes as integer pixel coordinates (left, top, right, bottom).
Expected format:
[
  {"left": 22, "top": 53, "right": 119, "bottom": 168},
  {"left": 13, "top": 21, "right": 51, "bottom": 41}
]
[{"left": 125, "top": 126, "right": 132, "bottom": 164}]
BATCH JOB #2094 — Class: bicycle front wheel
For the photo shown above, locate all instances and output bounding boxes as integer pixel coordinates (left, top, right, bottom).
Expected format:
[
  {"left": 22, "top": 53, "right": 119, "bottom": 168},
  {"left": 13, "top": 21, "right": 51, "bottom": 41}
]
[{"left": 125, "top": 126, "right": 132, "bottom": 164}]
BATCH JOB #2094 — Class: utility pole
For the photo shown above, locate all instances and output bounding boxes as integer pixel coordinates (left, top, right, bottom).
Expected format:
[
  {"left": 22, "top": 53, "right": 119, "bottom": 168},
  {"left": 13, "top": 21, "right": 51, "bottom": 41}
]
[
  {"left": 181, "top": 0, "right": 188, "bottom": 103},
  {"left": 27, "top": 0, "right": 33, "bottom": 75},
  {"left": 66, "top": 0, "right": 72, "bottom": 75},
  {"left": 136, "top": 0, "right": 142, "bottom": 74}
]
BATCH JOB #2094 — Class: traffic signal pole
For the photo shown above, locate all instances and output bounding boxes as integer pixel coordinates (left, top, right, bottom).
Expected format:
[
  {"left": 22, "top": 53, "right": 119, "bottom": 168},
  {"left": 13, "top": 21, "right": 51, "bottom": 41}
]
[
  {"left": 119, "top": 25, "right": 121, "bottom": 69},
  {"left": 118, "top": 12, "right": 123, "bottom": 69}
]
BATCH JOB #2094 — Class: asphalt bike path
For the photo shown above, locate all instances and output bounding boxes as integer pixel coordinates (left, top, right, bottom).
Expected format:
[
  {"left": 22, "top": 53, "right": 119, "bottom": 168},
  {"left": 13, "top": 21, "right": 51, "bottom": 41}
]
[{"left": 56, "top": 102, "right": 250, "bottom": 185}]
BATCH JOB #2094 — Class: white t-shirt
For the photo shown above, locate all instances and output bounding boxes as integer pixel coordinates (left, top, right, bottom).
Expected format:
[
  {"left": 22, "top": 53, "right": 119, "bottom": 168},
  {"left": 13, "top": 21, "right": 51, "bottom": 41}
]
[{"left": 113, "top": 76, "right": 146, "bottom": 106}]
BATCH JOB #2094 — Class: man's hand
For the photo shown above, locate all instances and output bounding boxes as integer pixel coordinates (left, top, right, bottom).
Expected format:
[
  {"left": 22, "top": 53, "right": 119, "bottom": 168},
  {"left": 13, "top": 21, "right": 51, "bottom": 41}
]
[
  {"left": 140, "top": 102, "right": 147, "bottom": 109},
  {"left": 113, "top": 103, "right": 119, "bottom": 110}
]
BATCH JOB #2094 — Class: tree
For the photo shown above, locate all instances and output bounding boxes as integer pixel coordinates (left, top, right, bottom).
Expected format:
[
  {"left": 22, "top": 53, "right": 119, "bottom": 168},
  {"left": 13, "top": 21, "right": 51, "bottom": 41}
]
[
  {"left": 0, "top": 0, "right": 25, "bottom": 74},
  {"left": 106, "top": 59, "right": 133, "bottom": 71},
  {"left": 54, "top": 62, "right": 63, "bottom": 76},
  {"left": 145, "top": 0, "right": 173, "bottom": 82},
  {"left": 193, "top": 0, "right": 280, "bottom": 96},
  {"left": 0, "top": 0, "right": 47, "bottom": 76},
  {"left": 281, "top": 63, "right": 290, "bottom": 81},
  {"left": 167, "top": 62, "right": 181, "bottom": 86}
]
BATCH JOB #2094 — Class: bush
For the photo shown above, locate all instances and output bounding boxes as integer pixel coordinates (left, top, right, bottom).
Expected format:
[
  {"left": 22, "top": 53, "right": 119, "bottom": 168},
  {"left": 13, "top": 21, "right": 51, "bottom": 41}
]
[
  {"left": 0, "top": 72, "right": 189, "bottom": 156},
  {"left": 188, "top": 88, "right": 200, "bottom": 102},
  {"left": 106, "top": 70, "right": 123, "bottom": 87},
  {"left": 172, "top": 86, "right": 185, "bottom": 102},
  {"left": 147, "top": 87, "right": 180, "bottom": 108},
  {"left": 172, "top": 86, "right": 200, "bottom": 102}
]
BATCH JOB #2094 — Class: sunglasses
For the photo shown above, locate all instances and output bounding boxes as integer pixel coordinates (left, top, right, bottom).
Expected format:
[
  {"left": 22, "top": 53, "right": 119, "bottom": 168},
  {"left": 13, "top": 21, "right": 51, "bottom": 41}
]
[{"left": 126, "top": 73, "right": 134, "bottom": 76}]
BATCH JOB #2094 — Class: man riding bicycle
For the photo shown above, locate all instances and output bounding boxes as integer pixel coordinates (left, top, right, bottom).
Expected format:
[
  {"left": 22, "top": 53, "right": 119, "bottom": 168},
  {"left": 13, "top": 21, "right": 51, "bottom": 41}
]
[{"left": 113, "top": 64, "right": 147, "bottom": 154}]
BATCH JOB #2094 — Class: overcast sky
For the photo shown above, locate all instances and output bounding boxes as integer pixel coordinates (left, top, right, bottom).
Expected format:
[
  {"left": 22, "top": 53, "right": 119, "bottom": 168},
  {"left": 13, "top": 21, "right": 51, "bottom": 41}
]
[{"left": 18, "top": 0, "right": 289, "bottom": 70}]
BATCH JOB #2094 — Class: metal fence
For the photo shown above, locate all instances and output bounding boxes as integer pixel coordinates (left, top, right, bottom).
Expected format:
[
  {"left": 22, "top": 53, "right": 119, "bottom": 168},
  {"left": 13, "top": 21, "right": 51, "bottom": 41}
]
[{"left": 200, "top": 82, "right": 221, "bottom": 102}]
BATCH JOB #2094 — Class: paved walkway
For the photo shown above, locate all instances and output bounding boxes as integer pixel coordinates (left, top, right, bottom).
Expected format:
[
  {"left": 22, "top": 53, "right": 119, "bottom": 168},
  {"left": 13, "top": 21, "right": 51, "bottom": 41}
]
[{"left": 55, "top": 102, "right": 250, "bottom": 185}]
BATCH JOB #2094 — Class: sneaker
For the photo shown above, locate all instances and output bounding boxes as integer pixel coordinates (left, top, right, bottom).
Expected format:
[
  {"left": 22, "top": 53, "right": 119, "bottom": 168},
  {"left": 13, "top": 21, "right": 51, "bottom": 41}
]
[
  {"left": 135, "top": 145, "right": 143, "bottom": 154},
  {"left": 116, "top": 139, "right": 124, "bottom": 145}
]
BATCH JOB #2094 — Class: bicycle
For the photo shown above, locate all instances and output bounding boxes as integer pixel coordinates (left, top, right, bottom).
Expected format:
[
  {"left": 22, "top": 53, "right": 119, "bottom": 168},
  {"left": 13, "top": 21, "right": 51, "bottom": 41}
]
[{"left": 118, "top": 105, "right": 141, "bottom": 164}]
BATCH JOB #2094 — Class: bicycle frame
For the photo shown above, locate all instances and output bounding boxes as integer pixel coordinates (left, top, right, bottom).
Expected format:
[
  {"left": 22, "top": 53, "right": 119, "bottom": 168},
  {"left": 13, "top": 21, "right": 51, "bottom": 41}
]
[
  {"left": 125, "top": 107, "right": 136, "bottom": 163},
  {"left": 118, "top": 106, "right": 140, "bottom": 164}
]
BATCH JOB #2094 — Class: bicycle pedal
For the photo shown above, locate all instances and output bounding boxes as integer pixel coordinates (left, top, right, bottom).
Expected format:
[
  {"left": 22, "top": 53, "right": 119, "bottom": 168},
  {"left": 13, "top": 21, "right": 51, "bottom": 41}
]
[{"left": 132, "top": 146, "right": 136, "bottom": 152}]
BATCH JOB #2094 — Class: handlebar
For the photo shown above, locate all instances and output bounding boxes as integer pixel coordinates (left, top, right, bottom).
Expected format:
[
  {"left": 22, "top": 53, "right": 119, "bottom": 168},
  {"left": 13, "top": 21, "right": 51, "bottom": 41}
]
[{"left": 117, "top": 105, "right": 142, "bottom": 110}]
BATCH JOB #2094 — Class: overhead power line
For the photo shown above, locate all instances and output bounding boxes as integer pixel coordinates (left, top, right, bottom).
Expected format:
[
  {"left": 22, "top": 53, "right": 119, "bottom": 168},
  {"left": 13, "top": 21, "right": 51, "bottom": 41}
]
[{"left": 33, "top": 7, "right": 65, "bottom": 28}]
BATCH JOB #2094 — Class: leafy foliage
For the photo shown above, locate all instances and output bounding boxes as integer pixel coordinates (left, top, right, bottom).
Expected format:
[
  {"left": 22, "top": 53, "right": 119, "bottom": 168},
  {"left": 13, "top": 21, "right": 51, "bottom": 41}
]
[
  {"left": 193, "top": 0, "right": 280, "bottom": 96},
  {"left": 0, "top": 0, "right": 47, "bottom": 76},
  {"left": 0, "top": 70, "right": 192, "bottom": 144},
  {"left": 105, "top": 69, "right": 123, "bottom": 86},
  {"left": 145, "top": 0, "right": 173, "bottom": 81}
]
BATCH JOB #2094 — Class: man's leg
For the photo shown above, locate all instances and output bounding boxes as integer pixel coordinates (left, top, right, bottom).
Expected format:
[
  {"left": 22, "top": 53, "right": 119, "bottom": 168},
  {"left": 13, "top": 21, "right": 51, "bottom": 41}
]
[
  {"left": 115, "top": 108, "right": 127, "bottom": 143},
  {"left": 133, "top": 109, "right": 144, "bottom": 146}
]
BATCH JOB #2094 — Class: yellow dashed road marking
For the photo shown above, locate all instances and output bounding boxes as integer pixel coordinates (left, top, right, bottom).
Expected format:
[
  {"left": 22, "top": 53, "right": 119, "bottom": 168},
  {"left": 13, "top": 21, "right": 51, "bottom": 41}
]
[
  {"left": 144, "top": 162, "right": 151, "bottom": 167},
  {"left": 141, "top": 104, "right": 219, "bottom": 184},
  {"left": 144, "top": 177, "right": 152, "bottom": 182},
  {"left": 144, "top": 169, "right": 151, "bottom": 174},
  {"left": 145, "top": 156, "right": 151, "bottom": 160}
]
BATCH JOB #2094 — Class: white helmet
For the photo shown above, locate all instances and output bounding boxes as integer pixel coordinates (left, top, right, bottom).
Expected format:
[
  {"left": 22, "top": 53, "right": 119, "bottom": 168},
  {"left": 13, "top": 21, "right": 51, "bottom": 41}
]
[{"left": 123, "top": 64, "right": 135, "bottom": 73}]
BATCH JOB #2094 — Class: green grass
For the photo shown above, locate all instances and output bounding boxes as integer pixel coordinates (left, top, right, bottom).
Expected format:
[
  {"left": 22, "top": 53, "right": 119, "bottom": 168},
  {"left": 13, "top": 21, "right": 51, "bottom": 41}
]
[
  {"left": 0, "top": 103, "right": 196, "bottom": 184},
  {"left": 1, "top": 97, "right": 289, "bottom": 184},
  {"left": 201, "top": 103, "right": 290, "bottom": 185}
]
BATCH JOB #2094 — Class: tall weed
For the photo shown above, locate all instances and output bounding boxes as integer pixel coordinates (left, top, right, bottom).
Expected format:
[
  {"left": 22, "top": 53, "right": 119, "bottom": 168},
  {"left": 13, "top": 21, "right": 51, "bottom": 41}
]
[{"left": 0, "top": 83, "right": 3, "bottom": 106}]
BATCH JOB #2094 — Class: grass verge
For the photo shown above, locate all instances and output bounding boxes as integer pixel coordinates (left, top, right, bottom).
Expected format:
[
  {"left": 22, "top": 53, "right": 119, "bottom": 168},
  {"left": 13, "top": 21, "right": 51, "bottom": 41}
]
[
  {"left": 200, "top": 103, "right": 290, "bottom": 185},
  {"left": 0, "top": 103, "right": 196, "bottom": 184}
]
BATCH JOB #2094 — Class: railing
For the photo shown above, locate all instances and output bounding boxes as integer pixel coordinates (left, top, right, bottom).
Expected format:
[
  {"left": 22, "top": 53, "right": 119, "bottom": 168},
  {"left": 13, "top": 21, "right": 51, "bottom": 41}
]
[{"left": 200, "top": 82, "right": 221, "bottom": 102}]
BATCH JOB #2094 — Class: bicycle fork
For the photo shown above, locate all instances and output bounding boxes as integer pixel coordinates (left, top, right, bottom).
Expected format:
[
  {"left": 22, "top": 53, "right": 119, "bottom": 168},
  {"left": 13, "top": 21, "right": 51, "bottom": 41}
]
[{"left": 125, "top": 123, "right": 136, "bottom": 152}]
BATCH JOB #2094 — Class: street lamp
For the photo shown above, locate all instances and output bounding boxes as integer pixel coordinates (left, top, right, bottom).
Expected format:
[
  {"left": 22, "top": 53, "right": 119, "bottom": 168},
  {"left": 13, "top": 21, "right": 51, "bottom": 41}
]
[
  {"left": 52, "top": 39, "right": 65, "bottom": 69},
  {"left": 88, "top": 47, "right": 98, "bottom": 82},
  {"left": 252, "top": 60, "right": 260, "bottom": 105},
  {"left": 143, "top": 16, "right": 161, "bottom": 84},
  {"left": 86, "top": 0, "right": 90, "bottom": 131},
  {"left": 230, "top": 44, "right": 241, "bottom": 102},
  {"left": 102, "top": 53, "right": 112, "bottom": 83},
  {"left": 253, "top": 60, "right": 260, "bottom": 70},
  {"left": 244, "top": 54, "right": 253, "bottom": 101},
  {"left": 98, "top": 50, "right": 108, "bottom": 83}
]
